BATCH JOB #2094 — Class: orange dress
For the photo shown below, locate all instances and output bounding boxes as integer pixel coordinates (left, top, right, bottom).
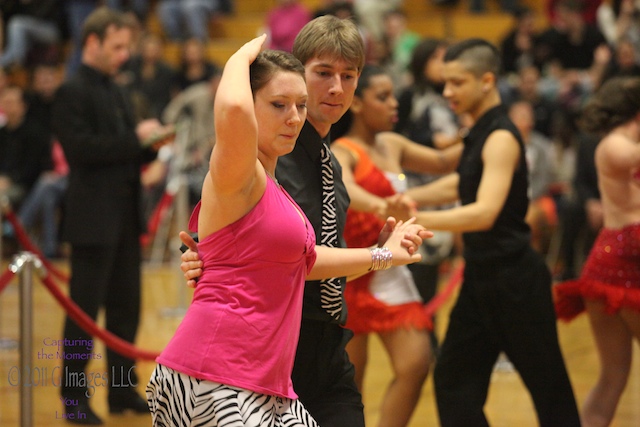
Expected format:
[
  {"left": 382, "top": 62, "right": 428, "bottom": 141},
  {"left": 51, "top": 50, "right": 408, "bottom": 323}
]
[{"left": 333, "top": 137, "right": 432, "bottom": 334}]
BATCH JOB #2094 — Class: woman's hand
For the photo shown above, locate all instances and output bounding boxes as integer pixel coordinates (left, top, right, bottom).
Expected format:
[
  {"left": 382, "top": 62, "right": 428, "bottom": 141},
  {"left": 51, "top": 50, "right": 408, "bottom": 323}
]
[
  {"left": 237, "top": 33, "right": 267, "bottom": 62},
  {"left": 379, "top": 217, "right": 433, "bottom": 260}
]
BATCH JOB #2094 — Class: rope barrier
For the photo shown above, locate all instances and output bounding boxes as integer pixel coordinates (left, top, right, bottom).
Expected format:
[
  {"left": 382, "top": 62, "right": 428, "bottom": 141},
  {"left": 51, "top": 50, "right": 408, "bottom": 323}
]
[
  {"left": 40, "top": 274, "right": 160, "bottom": 361},
  {"left": 3, "top": 208, "right": 69, "bottom": 282},
  {"left": 0, "top": 263, "right": 160, "bottom": 361},
  {"left": 1, "top": 199, "right": 162, "bottom": 361},
  {"left": 2, "top": 194, "right": 461, "bottom": 363},
  {"left": 424, "top": 260, "right": 464, "bottom": 320}
]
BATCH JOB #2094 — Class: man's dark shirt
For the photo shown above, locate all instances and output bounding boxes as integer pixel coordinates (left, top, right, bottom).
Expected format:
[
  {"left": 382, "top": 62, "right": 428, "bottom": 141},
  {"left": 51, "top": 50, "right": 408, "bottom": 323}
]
[
  {"left": 0, "top": 119, "right": 51, "bottom": 192},
  {"left": 51, "top": 64, "right": 155, "bottom": 246},
  {"left": 535, "top": 25, "right": 606, "bottom": 70},
  {"left": 457, "top": 105, "right": 531, "bottom": 262},
  {"left": 574, "top": 132, "right": 600, "bottom": 203},
  {"left": 277, "top": 121, "right": 351, "bottom": 325}
]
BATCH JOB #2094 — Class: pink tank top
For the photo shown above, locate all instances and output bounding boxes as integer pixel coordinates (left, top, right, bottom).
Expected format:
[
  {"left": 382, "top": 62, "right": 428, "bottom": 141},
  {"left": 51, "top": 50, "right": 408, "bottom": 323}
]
[{"left": 157, "top": 178, "right": 316, "bottom": 398}]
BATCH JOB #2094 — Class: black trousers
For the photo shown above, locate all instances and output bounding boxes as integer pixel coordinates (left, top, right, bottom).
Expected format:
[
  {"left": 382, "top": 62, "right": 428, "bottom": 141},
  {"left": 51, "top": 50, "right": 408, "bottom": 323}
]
[
  {"left": 291, "top": 318, "right": 365, "bottom": 427},
  {"left": 61, "top": 210, "right": 141, "bottom": 400},
  {"left": 434, "top": 248, "right": 580, "bottom": 427}
]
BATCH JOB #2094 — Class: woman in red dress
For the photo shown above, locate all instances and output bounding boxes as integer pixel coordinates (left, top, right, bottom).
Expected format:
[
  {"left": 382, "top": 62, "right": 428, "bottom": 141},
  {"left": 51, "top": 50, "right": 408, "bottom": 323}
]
[
  {"left": 331, "top": 64, "right": 462, "bottom": 427},
  {"left": 554, "top": 76, "right": 640, "bottom": 427}
]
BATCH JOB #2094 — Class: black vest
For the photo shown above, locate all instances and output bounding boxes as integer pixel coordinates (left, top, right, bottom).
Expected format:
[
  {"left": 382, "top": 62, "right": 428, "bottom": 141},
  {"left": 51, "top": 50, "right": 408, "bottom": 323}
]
[{"left": 457, "top": 105, "right": 531, "bottom": 262}]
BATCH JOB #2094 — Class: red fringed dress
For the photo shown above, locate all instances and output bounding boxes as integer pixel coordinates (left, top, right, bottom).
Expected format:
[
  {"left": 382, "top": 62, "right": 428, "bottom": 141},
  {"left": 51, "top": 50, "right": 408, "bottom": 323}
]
[
  {"left": 333, "top": 137, "right": 432, "bottom": 334},
  {"left": 554, "top": 222, "right": 640, "bottom": 321}
]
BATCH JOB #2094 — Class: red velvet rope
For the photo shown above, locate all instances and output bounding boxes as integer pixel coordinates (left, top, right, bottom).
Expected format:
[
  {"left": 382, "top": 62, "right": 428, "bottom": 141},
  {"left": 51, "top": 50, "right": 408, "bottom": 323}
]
[
  {"left": 423, "top": 261, "right": 464, "bottom": 320},
  {"left": 141, "top": 191, "right": 174, "bottom": 247},
  {"left": 40, "top": 273, "right": 160, "bottom": 361},
  {"left": 0, "top": 266, "right": 160, "bottom": 361},
  {"left": 3, "top": 209, "right": 69, "bottom": 282},
  {"left": 2, "top": 203, "right": 162, "bottom": 361}
]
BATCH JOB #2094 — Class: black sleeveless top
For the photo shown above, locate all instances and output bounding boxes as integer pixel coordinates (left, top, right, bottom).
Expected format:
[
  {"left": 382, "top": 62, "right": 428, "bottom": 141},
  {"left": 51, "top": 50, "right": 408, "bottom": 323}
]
[{"left": 457, "top": 105, "right": 531, "bottom": 262}]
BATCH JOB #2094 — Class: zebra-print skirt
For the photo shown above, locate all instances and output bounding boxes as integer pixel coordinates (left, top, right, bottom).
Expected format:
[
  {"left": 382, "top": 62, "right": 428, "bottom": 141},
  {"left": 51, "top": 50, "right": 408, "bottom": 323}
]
[{"left": 146, "top": 364, "right": 320, "bottom": 427}]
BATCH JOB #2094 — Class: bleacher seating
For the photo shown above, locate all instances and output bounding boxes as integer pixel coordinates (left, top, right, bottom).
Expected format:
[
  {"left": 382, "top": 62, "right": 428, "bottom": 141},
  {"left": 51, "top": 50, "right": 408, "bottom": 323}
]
[{"left": 154, "top": 0, "right": 549, "bottom": 67}]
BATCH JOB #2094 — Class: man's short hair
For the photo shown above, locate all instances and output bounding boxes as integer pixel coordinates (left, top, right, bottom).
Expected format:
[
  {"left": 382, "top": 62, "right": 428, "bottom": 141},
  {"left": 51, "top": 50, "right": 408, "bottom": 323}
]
[
  {"left": 444, "top": 38, "right": 501, "bottom": 78},
  {"left": 81, "top": 7, "right": 130, "bottom": 46},
  {"left": 293, "top": 15, "right": 365, "bottom": 72}
]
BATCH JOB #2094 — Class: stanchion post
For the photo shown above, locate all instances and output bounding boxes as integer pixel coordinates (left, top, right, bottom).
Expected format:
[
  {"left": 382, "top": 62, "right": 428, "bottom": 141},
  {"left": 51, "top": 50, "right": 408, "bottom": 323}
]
[
  {"left": 0, "top": 194, "right": 6, "bottom": 262},
  {"left": 10, "top": 252, "right": 44, "bottom": 427},
  {"left": 0, "top": 195, "right": 18, "bottom": 350}
]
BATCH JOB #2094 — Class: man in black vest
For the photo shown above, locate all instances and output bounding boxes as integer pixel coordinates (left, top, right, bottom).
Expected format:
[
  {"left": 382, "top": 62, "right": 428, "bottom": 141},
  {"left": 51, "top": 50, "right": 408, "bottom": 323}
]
[{"left": 405, "top": 38, "right": 581, "bottom": 426}]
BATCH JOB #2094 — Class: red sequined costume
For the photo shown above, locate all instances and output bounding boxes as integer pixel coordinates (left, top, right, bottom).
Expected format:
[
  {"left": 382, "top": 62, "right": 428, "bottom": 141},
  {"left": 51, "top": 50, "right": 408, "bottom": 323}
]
[
  {"left": 333, "top": 137, "right": 432, "bottom": 334},
  {"left": 554, "top": 222, "right": 640, "bottom": 321}
]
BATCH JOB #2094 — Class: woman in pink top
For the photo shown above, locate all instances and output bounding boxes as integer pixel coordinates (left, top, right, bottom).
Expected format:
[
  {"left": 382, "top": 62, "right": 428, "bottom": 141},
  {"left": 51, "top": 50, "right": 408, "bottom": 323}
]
[{"left": 146, "top": 34, "right": 428, "bottom": 427}]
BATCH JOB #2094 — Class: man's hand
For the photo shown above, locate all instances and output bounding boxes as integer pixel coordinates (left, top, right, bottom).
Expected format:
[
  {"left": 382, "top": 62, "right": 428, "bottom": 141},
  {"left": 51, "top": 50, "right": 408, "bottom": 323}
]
[
  {"left": 378, "top": 217, "right": 433, "bottom": 255},
  {"left": 383, "top": 194, "right": 417, "bottom": 222},
  {"left": 179, "top": 231, "right": 202, "bottom": 288}
]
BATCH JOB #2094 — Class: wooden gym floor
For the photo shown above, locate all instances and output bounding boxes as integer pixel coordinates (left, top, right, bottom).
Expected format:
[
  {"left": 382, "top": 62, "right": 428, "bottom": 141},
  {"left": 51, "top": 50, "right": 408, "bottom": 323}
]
[{"left": 0, "top": 258, "right": 639, "bottom": 427}]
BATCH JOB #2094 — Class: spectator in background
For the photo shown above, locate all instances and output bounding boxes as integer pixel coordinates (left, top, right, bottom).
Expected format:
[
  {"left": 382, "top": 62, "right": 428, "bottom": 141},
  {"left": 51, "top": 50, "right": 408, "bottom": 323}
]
[
  {"left": 394, "top": 37, "right": 461, "bottom": 346},
  {"left": 313, "top": 0, "right": 353, "bottom": 18},
  {"left": 106, "top": 0, "right": 150, "bottom": 21},
  {"left": 51, "top": 7, "right": 170, "bottom": 422},
  {"left": 172, "top": 37, "right": 220, "bottom": 95},
  {"left": 379, "top": 8, "right": 420, "bottom": 90},
  {"left": 469, "top": 0, "right": 520, "bottom": 14},
  {"left": 157, "top": 0, "right": 228, "bottom": 42},
  {"left": 597, "top": 0, "right": 640, "bottom": 58},
  {"left": 509, "top": 100, "right": 559, "bottom": 254},
  {"left": 119, "top": 32, "right": 176, "bottom": 120},
  {"left": 557, "top": 130, "right": 602, "bottom": 281},
  {"left": 506, "top": 65, "right": 558, "bottom": 138},
  {"left": 0, "top": 0, "right": 63, "bottom": 69},
  {"left": 598, "top": 36, "right": 640, "bottom": 85},
  {"left": 17, "top": 141, "right": 68, "bottom": 259},
  {"left": 500, "top": 6, "right": 539, "bottom": 75},
  {"left": 162, "top": 71, "right": 222, "bottom": 206},
  {"left": 265, "top": 0, "right": 310, "bottom": 52},
  {"left": 17, "top": 63, "right": 66, "bottom": 259},
  {"left": 353, "top": 0, "right": 403, "bottom": 41},
  {"left": 63, "top": 0, "right": 100, "bottom": 76},
  {"left": 321, "top": 1, "right": 378, "bottom": 64},
  {"left": 0, "top": 86, "right": 51, "bottom": 208},
  {"left": 546, "top": 0, "right": 601, "bottom": 26},
  {"left": 25, "top": 63, "right": 62, "bottom": 135},
  {"left": 0, "top": 68, "right": 7, "bottom": 123},
  {"left": 536, "top": 0, "right": 607, "bottom": 72},
  {"left": 396, "top": 38, "right": 460, "bottom": 150}
]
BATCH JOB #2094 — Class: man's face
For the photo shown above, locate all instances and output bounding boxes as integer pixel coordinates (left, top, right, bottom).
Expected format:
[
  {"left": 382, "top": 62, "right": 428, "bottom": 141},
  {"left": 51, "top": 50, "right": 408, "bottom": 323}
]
[
  {"left": 303, "top": 55, "right": 359, "bottom": 136},
  {"left": 442, "top": 60, "right": 485, "bottom": 117},
  {"left": 0, "top": 89, "right": 26, "bottom": 126},
  {"left": 94, "top": 25, "right": 132, "bottom": 76}
]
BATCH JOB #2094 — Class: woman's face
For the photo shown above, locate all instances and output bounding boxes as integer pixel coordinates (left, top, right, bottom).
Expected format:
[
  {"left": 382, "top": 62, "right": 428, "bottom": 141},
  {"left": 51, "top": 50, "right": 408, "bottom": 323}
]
[
  {"left": 424, "top": 46, "right": 446, "bottom": 85},
  {"left": 357, "top": 73, "right": 398, "bottom": 133},
  {"left": 254, "top": 71, "right": 308, "bottom": 157}
]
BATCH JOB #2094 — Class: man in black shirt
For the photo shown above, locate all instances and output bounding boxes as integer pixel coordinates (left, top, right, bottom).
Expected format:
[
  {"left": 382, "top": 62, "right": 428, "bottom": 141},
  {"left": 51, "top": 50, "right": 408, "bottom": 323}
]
[
  {"left": 406, "top": 38, "right": 581, "bottom": 426},
  {"left": 51, "top": 7, "right": 170, "bottom": 424}
]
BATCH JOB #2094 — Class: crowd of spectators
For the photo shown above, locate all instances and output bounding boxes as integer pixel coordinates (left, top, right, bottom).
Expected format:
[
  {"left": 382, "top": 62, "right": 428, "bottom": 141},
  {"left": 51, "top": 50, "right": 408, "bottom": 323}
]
[{"left": 1, "top": 0, "right": 638, "bottom": 274}]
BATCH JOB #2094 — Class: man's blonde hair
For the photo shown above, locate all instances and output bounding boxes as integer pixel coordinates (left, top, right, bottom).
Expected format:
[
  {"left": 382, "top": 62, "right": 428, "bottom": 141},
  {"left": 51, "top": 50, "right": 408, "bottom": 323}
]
[{"left": 293, "top": 15, "right": 365, "bottom": 72}]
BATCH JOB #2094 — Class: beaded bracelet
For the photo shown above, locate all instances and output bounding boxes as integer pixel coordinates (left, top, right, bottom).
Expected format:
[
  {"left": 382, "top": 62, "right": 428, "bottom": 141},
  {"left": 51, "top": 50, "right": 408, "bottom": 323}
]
[{"left": 369, "top": 247, "right": 392, "bottom": 271}]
